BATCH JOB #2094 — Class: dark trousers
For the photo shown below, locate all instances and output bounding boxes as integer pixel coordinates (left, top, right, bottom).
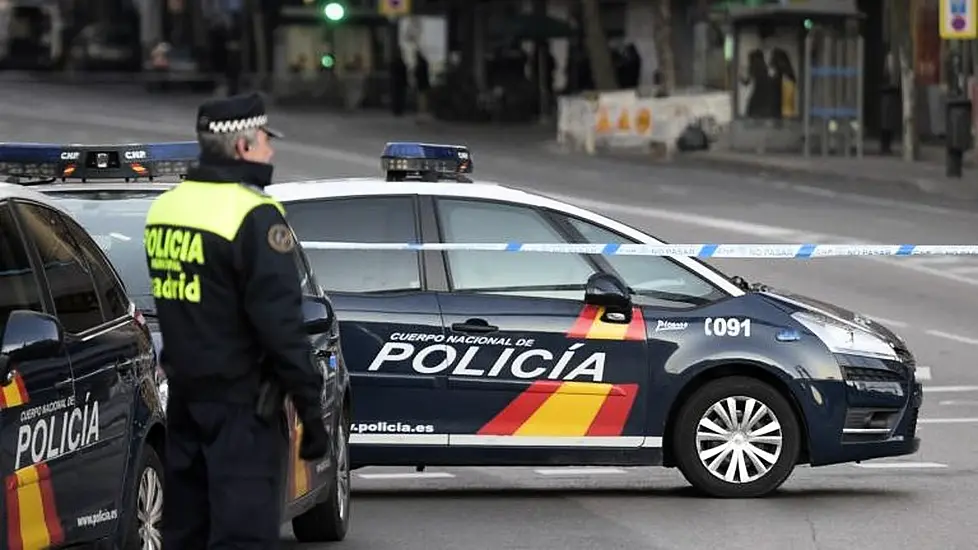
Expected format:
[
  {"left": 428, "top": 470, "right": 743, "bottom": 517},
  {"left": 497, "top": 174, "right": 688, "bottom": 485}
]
[{"left": 162, "top": 395, "right": 286, "bottom": 549}]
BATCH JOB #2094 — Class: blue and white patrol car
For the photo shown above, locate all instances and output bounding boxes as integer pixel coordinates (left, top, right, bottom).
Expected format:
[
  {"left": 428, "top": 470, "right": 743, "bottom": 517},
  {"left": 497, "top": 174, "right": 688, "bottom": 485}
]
[{"left": 22, "top": 141, "right": 921, "bottom": 499}]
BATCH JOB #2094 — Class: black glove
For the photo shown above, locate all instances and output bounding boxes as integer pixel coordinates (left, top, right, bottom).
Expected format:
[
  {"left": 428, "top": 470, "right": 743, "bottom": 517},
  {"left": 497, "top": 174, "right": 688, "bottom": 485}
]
[{"left": 299, "top": 412, "right": 330, "bottom": 461}]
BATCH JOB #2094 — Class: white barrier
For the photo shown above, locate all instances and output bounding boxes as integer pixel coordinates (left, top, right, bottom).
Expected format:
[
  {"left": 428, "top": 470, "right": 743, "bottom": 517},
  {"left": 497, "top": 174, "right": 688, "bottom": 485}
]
[
  {"left": 556, "top": 89, "right": 732, "bottom": 156},
  {"left": 299, "top": 242, "right": 978, "bottom": 259}
]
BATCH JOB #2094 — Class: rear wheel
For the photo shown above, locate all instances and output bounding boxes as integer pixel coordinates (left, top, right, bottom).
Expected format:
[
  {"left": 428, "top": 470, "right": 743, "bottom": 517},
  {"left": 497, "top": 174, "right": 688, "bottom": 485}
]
[
  {"left": 672, "top": 376, "right": 801, "bottom": 498},
  {"left": 292, "top": 407, "right": 351, "bottom": 542}
]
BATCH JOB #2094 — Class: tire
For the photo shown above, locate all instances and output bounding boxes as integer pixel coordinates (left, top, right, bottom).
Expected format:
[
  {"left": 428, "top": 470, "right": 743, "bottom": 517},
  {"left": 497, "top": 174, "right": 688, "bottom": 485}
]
[
  {"left": 120, "top": 444, "right": 164, "bottom": 550},
  {"left": 292, "top": 407, "right": 351, "bottom": 542},
  {"left": 672, "top": 376, "right": 801, "bottom": 498}
]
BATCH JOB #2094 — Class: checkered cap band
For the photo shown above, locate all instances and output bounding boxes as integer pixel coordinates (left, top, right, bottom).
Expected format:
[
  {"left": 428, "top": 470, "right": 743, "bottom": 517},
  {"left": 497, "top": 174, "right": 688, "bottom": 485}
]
[{"left": 207, "top": 114, "right": 268, "bottom": 134}]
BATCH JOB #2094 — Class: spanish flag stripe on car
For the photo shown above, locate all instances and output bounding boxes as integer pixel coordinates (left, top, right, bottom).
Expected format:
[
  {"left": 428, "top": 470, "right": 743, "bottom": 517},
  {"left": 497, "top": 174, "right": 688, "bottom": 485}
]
[
  {"left": 479, "top": 381, "right": 639, "bottom": 436},
  {"left": 566, "top": 305, "right": 645, "bottom": 341},
  {"left": 0, "top": 372, "right": 30, "bottom": 410},
  {"left": 6, "top": 463, "right": 64, "bottom": 550}
]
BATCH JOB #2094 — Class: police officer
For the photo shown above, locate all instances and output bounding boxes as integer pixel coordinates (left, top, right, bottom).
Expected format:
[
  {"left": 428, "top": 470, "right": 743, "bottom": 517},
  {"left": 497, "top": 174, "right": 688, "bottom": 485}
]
[{"left": 144, "top": 93, "right": 329, "bottom": 549}]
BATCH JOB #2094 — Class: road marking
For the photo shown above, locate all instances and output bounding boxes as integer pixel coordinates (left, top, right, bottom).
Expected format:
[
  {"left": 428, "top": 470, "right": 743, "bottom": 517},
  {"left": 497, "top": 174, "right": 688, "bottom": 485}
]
[
  {"left": 918, "top": 417, "right": 978, "bottom": 424},
  {"left": 916, "top": 366, "right": 932, "bottom": 381},
  {"left": 925, "top": 330, "right": 978, "bottom": 346},
  {"left": 924, "top": 385, "right": 978, "bottom": 393},
  {"left": 356, "top": 472, "right": 455, "bottom": 480},
  {"left": 534, "top": 467, "right": 628, "bottom": 476},
  {"left": 938, "top": 400, "right": 978, "bottom": 405},
  {"left": 545, "top": 193, "right": 978, "bottom": 288},
  {"left": 854, "top": 462, "right": 947, "bottom": 469},
  {"left": 867, "top": 316, "right": 909, "bottom": 328}
]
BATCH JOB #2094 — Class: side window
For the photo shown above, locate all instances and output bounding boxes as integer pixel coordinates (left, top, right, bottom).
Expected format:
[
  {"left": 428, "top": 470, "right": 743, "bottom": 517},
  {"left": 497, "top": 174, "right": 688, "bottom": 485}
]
[
  {"left": 285, "top": 197, "right": 422, "bottom": 293},
  {"left": 59, "top": 211, "right": 130, "bottom": 321},
  {"left": 564, "top": 216, "right": 724, "bottom": 306},
  {"left": 435, "top": 199, "right": 597, "bottom": 300},
  {"left": 15, "top": 203, "right": 104, "bottom": 333},
  {"left": 0, "top": 204, "right": 44, "bottom": 336}
]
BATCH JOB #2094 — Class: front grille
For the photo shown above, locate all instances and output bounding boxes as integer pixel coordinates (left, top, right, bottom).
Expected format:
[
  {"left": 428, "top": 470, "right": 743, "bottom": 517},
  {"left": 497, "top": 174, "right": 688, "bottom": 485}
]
[{"left": 842, "top": 366, "right": 904, "bottom": 382}]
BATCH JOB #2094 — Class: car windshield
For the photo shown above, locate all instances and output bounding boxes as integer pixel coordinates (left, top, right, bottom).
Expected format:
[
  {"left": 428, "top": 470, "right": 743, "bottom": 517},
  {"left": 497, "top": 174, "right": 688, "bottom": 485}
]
[{"left": 43, "top": 190, "right": 161, "bottom": 314}]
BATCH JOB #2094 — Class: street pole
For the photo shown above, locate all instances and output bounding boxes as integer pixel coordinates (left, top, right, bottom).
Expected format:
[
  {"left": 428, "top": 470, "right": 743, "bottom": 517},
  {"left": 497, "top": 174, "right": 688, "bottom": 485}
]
[{"left": 940, "top": 1, "right": 975, "bottom": 179}]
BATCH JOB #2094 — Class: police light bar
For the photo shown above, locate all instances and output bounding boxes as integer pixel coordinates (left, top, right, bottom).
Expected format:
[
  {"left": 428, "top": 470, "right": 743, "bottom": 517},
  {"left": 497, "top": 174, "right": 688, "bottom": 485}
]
[
  {"left": 0, "top": 141, "right": 200, "bottom": 182},
  {"left": 381, "top": 142, "right": 473, "bottom": 182}
]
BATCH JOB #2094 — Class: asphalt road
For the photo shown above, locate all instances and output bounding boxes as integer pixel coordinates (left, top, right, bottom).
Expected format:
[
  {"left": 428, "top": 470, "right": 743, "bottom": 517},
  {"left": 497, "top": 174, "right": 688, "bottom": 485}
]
[{"left": 3, "top": 82, "right": 978, "bottom": 549}]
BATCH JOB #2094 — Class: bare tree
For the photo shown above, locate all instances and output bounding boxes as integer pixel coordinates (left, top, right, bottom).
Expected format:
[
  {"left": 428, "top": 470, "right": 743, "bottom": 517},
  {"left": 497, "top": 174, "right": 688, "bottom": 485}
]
[
  {"left": 651, "top": 0, "right": 675, "bottom": 93},
  {"left": 580, "top": 0, "right": 618, "bottom": 90}
]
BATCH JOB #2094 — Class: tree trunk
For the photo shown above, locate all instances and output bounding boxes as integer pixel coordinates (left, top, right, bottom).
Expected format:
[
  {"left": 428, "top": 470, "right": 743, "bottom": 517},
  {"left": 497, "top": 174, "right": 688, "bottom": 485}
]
[
  {"left": 890, "top": 0, "right": 919, "bottom": 161},
  {"left": 692, "top": 0, "right": 710, "bottom": 87},
  {"left": 580, "top": 0, "right": 617, "bottom": 90},
  {"left": 652, "top": 0, "right": 675, "bottom": 94}
]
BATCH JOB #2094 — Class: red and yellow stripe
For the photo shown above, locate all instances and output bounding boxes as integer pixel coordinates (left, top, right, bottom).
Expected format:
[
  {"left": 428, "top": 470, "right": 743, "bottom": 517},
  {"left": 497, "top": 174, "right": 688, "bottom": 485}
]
[
  {"left": 566, "top": 305, "right": 645, "bottom": 341},
  {"left": 478, "top": 380, "right": 639, "bottom": 436},
  {"left": 0, "top": 372, "right": 30, "bottom": 410},
  {"left": 285, "top": 401, "right": 314, "bottom": 500},
  {"left": 5, "top": 463, "right": 64, "bottom": 550}
]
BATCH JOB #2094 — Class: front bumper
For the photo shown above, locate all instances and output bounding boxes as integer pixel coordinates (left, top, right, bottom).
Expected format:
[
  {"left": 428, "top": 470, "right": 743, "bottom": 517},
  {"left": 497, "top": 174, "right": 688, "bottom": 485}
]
[{"left": 806, "top": 354, "right": 922, "bottom": 466}]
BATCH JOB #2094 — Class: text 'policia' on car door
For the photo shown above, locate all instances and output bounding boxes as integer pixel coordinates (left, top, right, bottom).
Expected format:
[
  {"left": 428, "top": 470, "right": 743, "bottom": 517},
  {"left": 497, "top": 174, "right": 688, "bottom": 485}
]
[
  {"left": 284, "top": 195, "right": 449, "bottom": 445},
  {"left": 428, "top": 197, "right": 652, "bottom": 450},
  {"left": 5, "top": 200, "right": 144, "bottom": 544}
]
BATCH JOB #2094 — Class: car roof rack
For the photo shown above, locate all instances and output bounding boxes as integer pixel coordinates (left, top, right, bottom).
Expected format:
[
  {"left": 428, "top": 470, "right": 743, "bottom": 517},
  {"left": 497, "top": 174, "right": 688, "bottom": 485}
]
[
  {"left": 0, "top": 141, "right": 199, "bottom": 184},
  {"left": 381, "top": 142, "right": 473, "bottom": 183}
]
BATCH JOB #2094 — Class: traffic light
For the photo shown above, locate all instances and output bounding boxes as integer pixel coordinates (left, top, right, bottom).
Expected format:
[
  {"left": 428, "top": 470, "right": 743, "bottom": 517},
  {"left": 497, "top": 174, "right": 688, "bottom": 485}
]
[
  {"left": 320, "top": 53, "right": 336, "bottom": 69},
  {"left": 323, "top": 2, "right": 345, "bottom": 21}
]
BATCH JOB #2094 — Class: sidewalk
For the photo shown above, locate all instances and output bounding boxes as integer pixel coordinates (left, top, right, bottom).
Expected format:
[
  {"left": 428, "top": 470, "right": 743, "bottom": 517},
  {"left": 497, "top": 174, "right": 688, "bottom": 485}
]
[{"left": 674, "top": 142, "right": 978, "bottom": 202}]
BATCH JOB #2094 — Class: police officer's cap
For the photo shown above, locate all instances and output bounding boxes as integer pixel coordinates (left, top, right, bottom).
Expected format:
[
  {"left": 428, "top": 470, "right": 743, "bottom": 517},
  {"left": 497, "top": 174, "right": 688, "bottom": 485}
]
[{"left": 196, "top": 92, "right": 284, "bottom": 139}]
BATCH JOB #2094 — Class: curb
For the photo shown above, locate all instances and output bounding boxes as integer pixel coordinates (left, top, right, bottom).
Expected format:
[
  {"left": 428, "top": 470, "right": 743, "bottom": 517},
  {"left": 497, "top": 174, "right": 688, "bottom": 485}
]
[{"left": 666, "top": 152, "right": 978, "bottom": 202}]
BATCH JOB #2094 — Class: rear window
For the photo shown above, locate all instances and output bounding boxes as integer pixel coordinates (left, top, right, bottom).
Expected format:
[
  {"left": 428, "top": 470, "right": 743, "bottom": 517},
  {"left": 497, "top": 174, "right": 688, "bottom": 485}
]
[{"left": 42, "top": 191, "right": 160, "bottom": 313}]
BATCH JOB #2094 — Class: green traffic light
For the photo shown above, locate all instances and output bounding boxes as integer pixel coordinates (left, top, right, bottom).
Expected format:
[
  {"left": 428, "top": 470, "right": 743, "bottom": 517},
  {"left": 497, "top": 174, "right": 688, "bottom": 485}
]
[
  {"left": 320, "top": 54, "right": 335, "bottom": 68},
  {"left": 324, "top": 2, "right": 345, "bottom": 21}
]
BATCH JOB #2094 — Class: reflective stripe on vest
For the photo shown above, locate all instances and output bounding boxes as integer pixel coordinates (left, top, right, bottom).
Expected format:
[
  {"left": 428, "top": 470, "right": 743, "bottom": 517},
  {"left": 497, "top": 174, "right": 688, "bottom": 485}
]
[{"left": 145, "top": 180, "right": 285, "bottom": 241}]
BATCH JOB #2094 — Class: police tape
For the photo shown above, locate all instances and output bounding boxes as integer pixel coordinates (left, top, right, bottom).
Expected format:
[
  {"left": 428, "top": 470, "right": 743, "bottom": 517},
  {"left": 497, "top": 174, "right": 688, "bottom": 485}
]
[{"left": 298, "top": 242, "right": 978, "bottom": 258}]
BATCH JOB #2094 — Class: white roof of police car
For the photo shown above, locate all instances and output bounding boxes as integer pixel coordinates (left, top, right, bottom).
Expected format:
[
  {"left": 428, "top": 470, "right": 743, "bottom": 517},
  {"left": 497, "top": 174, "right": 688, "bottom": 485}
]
[
  {"left": 266, "top": 178, "right": 745, "bottom": 297},
  {"left": 0, "top": 182, "right": 78, "bottom": 217}
]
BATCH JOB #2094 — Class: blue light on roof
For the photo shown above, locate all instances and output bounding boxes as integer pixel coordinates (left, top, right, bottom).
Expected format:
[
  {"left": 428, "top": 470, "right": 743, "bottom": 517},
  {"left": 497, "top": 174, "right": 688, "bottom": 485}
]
[
  {"left": 0, "top": 143, "right": 65, "bottom": 163},
  {"left": 0, "top": 141, "right": 200, "bottom": 163},
  {"left": 380, "top": 141, "right": 473, "bottom": 182},
  {"left": 0, "top": 141, "right": 201, "bottom": 181},
  {"left": 382, "top": 142, "right": 468, "bottom": 160},
  {"left": 145, "top": 141, "right": 200, "bottom": 160}
]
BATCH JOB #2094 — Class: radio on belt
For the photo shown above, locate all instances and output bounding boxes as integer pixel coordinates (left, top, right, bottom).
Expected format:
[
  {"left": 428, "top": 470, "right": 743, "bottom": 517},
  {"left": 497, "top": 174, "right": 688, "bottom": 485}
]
[
  {"left": 381, "top": 141, "right": 473, "bottom": 183},
  {"left": 0, "top": 141, "right": 201, "bottom": 182}
]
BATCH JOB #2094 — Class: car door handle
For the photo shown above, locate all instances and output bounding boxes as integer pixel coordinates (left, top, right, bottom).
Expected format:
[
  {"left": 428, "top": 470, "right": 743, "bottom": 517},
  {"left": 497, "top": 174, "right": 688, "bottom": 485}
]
[
  {"left": 53, "top": 378, "right": 72, "bottom": 394},
  {"left": 451, "top": 319, "right": 498, "bottom": 334}
]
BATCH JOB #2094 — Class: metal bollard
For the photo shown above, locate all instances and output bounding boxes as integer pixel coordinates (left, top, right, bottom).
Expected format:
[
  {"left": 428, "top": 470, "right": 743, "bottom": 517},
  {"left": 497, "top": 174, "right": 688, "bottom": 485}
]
[{"left": 945, "top": 96, "right": 973, "bottom": 178}]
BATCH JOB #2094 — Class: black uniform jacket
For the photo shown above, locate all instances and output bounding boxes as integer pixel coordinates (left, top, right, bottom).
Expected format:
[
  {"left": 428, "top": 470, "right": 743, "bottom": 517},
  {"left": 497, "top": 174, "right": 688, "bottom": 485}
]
[{"left": 143, "top": 158, "right": 322, "bottom": 416}]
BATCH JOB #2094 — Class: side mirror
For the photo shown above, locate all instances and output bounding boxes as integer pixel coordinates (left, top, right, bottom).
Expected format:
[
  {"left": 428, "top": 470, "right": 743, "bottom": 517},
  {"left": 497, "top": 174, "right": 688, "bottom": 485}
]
[
  {"left": 0, "top": 310, "right": 65, "bottom": 381},
  {"left": 302, "top": 295, "right": 335, "bottom": 335},
  {"left": 584, "top": 272, "right": 632, "bottom": 322}
]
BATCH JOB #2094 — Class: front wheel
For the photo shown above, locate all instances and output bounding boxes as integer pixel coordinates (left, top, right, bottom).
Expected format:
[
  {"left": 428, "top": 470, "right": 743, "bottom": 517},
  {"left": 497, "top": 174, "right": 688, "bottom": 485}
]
[
  {"left": 292, "top": 407, "right": 351, "bottom": 542},
  {"left": 121, "top": 444, "right": 165, "bottom": 549},
  {"left": 672, "top": 376, "right": 801, "bottom": 498}
]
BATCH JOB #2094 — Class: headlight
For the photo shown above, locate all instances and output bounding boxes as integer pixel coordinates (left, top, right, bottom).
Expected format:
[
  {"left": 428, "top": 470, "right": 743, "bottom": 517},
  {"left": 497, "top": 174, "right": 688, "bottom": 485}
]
[{"left": 791, "top": 311, "right": 899, "bottom": 360}]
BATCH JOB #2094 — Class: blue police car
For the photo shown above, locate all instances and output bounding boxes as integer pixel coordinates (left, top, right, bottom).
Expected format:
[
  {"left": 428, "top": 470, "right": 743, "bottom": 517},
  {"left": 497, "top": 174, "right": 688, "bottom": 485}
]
[
  {"left": 0, "top": 143, "right": 352, "bottom": 544},
  {"left": 24, "top": 141, "right": 921, "bottom": 499}
]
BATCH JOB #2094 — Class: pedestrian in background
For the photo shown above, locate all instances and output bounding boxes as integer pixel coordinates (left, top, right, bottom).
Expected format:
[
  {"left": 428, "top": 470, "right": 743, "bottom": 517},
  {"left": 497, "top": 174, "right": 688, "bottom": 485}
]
[
  {"left": 144, "top": 93, "right": 329, "bottom": 549},
  {"left": 414, "top": 49, "right": 430, "bottom": 121},
  {"left": 390, "top": 49, "right": 408, "bottom": 116}
]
